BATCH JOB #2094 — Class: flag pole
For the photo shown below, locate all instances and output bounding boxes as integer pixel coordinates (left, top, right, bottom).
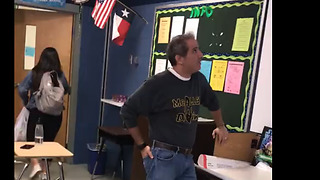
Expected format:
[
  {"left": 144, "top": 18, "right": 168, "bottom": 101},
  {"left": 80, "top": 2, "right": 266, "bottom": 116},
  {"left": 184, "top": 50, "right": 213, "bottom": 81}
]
[{"left": 116, "top": 0, "right": 148, "bottom": 24}]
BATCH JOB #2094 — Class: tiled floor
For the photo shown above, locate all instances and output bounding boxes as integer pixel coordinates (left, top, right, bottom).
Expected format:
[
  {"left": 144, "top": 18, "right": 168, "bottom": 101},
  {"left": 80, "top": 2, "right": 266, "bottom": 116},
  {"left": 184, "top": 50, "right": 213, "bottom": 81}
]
[{"left": 14, "top": 160, "right": 121, "bottom": 180}]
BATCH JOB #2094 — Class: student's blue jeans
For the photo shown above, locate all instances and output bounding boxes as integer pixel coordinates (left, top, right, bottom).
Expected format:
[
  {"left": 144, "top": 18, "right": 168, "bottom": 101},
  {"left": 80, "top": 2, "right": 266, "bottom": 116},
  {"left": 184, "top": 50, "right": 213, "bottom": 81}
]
[{"left": 143, "top": 146, "right": 196, "bottom": 180}]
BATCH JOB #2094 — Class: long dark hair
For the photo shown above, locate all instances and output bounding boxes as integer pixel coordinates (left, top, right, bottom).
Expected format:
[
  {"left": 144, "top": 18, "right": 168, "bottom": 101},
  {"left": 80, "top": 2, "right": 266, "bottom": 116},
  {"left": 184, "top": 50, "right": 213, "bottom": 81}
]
[{"left": 31, "top": 47, "right": 63, "bottom": 91}]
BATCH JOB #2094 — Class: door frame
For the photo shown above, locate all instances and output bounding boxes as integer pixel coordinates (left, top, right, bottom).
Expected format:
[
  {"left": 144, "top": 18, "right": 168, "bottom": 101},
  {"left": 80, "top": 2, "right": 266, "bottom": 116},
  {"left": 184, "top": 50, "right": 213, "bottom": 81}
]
[{"left": 14, "top": 0, "right": 81, "bottom": 162}]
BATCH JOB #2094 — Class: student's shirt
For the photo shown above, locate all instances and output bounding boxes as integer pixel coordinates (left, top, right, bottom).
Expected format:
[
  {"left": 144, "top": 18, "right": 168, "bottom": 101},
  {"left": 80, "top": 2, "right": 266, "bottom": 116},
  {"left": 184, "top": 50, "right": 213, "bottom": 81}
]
[
  {"left": 120, "top": 68, "right": 219, "bottom": 148},
  {"left": 18, "top": 71, "right": 70, "bottom": 110}
]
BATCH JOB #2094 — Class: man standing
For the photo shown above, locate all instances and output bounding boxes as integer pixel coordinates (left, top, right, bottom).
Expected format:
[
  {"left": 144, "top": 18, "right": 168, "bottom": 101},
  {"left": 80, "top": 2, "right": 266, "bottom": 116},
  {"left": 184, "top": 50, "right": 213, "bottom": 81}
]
[{"left": 120, "top": 33, "right": 228, "bottom": 180}]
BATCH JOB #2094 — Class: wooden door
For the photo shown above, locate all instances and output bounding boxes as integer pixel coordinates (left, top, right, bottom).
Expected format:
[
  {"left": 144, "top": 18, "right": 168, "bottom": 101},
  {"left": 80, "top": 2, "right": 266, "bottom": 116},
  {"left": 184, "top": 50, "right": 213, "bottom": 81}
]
[{"left": 14, "top": 8, "right": 73, "bottom": 147}]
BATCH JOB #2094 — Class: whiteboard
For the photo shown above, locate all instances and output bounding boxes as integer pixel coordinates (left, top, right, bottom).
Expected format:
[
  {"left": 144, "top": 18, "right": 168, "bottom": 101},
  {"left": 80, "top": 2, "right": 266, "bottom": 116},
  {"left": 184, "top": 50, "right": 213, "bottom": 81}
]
[{"left": 250, "top": 0, "right": 272, "bottom": 133}]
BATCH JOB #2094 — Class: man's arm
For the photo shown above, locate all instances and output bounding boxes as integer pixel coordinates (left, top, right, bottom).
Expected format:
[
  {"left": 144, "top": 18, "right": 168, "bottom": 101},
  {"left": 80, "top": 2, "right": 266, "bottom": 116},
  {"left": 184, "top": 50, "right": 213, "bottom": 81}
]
[
  {"left": 127, "top": 126, "right": 144, "bottom": 145},
  {"left": 120, "top": 79, "right": 154, "bottom": 158},
  {"left": 210, "top": 109, "right": 228, "bottom": 144},
  {"left": 127, "top": 126, "right": 153, "bottom": 159},
  {"left": 198, "top": 72, "right": 228, "bottom": 145}
]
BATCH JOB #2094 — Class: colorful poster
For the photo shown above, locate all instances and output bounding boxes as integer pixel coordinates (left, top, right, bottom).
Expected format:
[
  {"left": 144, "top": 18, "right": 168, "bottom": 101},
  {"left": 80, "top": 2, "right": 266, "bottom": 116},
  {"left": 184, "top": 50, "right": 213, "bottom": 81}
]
[
  {"left": 170, "top": 16, "right": 185, "bottom": 40},
  {"left": 224, "top": 61, "right": 244, "bottom": 95},
  {"left": 231, "top": 18, "right": 254, "bottom": 52},
  {"left": 24, "top": 25, "right": 36, "bottom": 70},
  {"left": 209, "top": 60, "right": 228, "bottom": 91},
  {"left": 200, "top": 60, "right": 212, "bottom": 82},
  {"left": 158, "top": 17, "right": 171, "bottom": 44}
]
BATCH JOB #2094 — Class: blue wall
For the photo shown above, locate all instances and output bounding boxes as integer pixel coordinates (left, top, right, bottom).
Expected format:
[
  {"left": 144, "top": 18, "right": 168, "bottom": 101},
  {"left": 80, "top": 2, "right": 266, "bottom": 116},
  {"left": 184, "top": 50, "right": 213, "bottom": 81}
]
[{"left": 73, "top": 6, "right": 106, "bottom": 164}]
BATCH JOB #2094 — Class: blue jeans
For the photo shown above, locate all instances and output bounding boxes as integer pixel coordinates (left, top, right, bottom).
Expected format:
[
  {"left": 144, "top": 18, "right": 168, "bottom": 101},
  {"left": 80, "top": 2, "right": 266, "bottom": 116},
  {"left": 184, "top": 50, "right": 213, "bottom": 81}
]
[{"left": 143, "top": 147, "right": 196, "bottom": 180}]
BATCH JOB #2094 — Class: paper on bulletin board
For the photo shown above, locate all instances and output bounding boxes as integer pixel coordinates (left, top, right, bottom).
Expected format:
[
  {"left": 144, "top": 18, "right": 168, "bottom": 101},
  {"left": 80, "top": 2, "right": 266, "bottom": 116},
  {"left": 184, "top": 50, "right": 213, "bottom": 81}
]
[
  {"left": 158, "top": 17, "right": 171, "bottom": 44},
  {"left": 231, "top": 18, "right": 254, "bottom": 52},
  {"left": 209, "top": 60, "right": 228, "bottom": 91},
  {"left": 184, "top": 18, "right": 199, "bottom": 39},
  {"left": 167, "top": 60, "right": 172, "bottom": 69},
  {"left": 200, "top": 60, "right": 212, "bottom": 82},
  {"left": 24, "top": 25, "right": 36, "bottom": 70},
  {"left": 170, "top": 16, "right": 184, "bottom": 40},
  {"left": 154, "top": 59, "right": 167, "bottom": 75},
  {"left": 224, "top": 61, "right": 244, "bottom": 95}
]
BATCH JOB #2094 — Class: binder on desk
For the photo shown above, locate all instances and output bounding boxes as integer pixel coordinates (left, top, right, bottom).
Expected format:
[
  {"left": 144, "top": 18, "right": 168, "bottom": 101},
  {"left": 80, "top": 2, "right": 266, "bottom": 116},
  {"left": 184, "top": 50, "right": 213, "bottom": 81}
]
[{"left": 214, "top": 132, "right": 259, "bottom": 162}]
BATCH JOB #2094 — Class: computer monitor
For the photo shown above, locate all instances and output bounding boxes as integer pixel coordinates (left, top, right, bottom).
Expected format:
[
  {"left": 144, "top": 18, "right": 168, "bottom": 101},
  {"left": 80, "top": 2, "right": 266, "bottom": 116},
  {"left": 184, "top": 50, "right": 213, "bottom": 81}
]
[{"left": 258, "top": 126, "right": 272, "bottom": 151}]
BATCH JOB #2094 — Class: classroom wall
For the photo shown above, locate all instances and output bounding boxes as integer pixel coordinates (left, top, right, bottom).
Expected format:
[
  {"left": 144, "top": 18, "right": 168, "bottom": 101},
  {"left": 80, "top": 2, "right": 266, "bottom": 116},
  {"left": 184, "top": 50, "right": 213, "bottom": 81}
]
[
  {"left": 250, "top": 0, "right": 272, "bottom": 133},
  {"left": 72, "top": 6, "right": 106, "bottom": 164},
  {"left": 71, "top": 0, "right": 271, "bottom": 173}
]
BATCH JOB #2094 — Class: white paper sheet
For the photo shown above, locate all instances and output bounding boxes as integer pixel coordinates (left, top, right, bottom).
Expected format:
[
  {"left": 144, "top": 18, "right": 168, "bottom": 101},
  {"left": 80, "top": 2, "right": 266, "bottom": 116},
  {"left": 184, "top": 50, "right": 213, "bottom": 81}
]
[
  {"left": 184, "top": 18, "right": 199, "bottom": 39},
  {"left": 167, "top": 60, "right": 172, "bottom": 69},
  {"left": 170, "top": 16, "right": 185, "bottom": 40},
  {"left": 154, "top": 59, "right": 167, "bottom": 75}
]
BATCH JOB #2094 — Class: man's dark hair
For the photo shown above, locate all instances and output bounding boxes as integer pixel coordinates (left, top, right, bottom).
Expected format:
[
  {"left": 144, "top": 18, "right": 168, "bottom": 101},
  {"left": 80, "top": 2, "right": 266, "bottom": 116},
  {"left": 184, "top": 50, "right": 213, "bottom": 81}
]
[{"left": 166, "top": 33, "right": 195, "bottom": 66}]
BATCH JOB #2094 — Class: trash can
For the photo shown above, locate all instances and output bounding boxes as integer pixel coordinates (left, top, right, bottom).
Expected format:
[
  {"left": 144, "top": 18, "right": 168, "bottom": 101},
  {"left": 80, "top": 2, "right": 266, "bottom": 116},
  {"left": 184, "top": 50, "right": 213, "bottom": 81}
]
[{"left": 87, "top": 143, "right": 107, "bottom": 175}]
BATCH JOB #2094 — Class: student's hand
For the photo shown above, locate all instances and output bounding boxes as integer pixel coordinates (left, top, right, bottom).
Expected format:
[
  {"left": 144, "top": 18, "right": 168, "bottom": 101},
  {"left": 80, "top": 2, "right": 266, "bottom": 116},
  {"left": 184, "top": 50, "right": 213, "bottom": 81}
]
[
  {"left": 212, "top": 126, "right": 229, "bottom": 145},
  {"left": 141, "top": 145, "right": 154, "bottom": 159}
]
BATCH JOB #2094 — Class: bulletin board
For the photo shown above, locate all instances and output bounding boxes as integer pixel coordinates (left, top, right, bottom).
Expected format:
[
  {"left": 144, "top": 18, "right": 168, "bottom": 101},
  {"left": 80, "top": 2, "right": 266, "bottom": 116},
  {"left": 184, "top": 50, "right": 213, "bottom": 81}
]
[{"left": 149, "top": 0, "right": 266, "bottom": 132}]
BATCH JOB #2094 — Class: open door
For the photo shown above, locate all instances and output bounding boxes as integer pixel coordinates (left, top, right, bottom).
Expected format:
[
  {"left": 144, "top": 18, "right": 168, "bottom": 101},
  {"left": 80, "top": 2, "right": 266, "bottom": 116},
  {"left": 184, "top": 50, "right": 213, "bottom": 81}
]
[{"left": 14, "top": 7, "right": 73, "bottom": 147}]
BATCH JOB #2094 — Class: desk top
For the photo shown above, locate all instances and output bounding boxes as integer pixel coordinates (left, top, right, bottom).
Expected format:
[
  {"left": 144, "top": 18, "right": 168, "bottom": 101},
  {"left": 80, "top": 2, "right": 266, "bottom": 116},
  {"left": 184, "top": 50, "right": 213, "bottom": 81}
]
[
  {"left": 15, "top": 142, "right": 73, "bottom": 158},
  {"left": 195, "top": 164, "right": 271, "bottom": 180},
  {"left": 101, "top": 99, "right": 124, "bottom": 107},
  {"left": 99, "top": 127, "right": 131, "bottom": 136}
]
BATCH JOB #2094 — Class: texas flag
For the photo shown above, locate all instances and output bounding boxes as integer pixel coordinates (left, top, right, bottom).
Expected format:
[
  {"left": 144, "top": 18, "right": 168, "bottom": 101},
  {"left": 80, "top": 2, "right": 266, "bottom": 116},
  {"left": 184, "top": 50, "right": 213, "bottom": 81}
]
[{"left": 111, "top": 3, "right": 135, "bottom": 46}]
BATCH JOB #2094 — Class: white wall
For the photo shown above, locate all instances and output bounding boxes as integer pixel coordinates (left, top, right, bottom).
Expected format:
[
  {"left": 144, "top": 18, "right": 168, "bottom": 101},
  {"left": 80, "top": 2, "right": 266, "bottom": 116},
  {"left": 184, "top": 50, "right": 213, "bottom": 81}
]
[{"left": 250, "top": 0, "right": 272, "bottom": 133}]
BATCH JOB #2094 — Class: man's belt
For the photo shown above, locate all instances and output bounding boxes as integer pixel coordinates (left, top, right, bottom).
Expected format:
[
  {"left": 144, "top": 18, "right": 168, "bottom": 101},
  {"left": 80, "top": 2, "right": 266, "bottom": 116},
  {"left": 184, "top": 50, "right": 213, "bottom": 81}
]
[{"left": 153, "top": 140, "right": 192, "bottom": 155}]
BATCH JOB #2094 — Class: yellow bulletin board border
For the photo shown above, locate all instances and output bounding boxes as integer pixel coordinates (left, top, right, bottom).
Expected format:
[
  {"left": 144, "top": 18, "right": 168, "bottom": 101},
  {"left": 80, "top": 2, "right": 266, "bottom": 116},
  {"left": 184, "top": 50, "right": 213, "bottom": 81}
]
[{"left": 150, "top": 0, "right": 264, "bottom": 132}]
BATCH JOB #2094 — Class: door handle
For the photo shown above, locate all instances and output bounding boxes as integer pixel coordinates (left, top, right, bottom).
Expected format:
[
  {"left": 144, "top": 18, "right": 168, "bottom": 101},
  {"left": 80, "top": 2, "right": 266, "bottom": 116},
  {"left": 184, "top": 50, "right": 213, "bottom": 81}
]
[{"left": 14, "top": 82, "right": 20, "bottom": 88}]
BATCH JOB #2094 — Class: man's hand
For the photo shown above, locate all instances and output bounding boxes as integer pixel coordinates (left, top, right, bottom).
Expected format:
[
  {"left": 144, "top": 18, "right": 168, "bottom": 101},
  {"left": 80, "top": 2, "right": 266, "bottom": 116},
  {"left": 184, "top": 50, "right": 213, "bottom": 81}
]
[
  {"left": 212, "top": 126, "right": 229, "bottom": 145},
  {"left": 141, "top": 145, "right": 154, "bottom": 159}
]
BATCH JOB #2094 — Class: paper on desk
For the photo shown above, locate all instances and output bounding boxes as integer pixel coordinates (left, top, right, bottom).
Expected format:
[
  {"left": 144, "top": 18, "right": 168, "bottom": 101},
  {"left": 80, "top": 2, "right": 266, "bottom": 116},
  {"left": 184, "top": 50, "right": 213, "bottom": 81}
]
[{"left": 198, "top": 154, "right": 250, "bottom": 170}]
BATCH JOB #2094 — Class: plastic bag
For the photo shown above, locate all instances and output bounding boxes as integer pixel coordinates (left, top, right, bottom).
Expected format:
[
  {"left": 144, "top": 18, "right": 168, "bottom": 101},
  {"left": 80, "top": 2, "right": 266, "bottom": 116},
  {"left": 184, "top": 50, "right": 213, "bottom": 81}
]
[{"left": 14, "top": 107, "right": 29, "bottom": 141}]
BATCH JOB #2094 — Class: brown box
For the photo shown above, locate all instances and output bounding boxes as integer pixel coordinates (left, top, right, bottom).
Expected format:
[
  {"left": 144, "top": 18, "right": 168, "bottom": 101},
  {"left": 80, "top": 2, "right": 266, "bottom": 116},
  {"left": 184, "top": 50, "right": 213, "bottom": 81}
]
[{"left": 214, "top": 132, "right": 260, "bottom": 162}]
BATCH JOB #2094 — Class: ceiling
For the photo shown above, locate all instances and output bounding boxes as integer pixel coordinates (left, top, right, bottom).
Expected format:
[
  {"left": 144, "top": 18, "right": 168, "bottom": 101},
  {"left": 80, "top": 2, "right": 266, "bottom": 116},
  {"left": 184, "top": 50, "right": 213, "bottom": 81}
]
[{"left": 66, "top": 0, "right": 178, "bottom": 7}]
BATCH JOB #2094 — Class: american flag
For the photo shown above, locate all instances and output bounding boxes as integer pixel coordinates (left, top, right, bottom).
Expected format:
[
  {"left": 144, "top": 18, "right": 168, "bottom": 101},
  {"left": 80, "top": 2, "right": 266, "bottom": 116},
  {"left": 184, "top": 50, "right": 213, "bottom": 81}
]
[{"left": 91, "top": 0, "right": 116, "bottom": 29}]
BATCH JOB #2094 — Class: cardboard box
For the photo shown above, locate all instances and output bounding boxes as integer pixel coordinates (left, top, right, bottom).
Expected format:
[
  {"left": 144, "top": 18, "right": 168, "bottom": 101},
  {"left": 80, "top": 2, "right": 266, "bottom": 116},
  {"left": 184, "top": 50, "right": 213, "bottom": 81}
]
[{"left": 214, "top": 132, "right": 259, "bottom": 162}]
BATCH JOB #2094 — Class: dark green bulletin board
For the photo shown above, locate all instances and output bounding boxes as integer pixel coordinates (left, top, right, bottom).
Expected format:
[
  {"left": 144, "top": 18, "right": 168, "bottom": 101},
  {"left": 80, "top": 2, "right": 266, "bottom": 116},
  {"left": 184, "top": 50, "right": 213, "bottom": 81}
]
[{"left": 149, "top": 0, "right": 265, "bottom": 132}]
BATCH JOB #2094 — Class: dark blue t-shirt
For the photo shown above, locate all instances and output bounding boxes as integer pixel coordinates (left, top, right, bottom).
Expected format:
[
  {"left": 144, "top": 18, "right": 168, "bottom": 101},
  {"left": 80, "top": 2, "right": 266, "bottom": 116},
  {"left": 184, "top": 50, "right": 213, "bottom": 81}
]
[{"left": 120, "top": 70, "right": 219, "bottom": 148}]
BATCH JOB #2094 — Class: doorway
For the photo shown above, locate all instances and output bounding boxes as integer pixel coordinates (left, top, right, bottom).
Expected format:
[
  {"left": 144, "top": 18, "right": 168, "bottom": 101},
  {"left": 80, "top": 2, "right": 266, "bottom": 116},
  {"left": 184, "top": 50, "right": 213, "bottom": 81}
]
[{"left": 14, "top": 7, "right": 73, "bottom": 147}]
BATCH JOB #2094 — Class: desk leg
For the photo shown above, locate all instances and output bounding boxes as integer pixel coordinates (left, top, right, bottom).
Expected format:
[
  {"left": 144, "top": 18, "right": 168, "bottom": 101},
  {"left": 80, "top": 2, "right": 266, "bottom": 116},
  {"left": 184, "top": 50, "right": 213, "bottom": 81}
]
[
  {"left": 17, "top": 162, "right": 29, "bottom": 180},
  {"left": 58, "top": 161, "right": 65, "bottom": 180},
  {"left": 91, "top": 138, "right": 106, "bottom": 180},
  {"left": 120, "top": 144, "right": 123, "bottom": 180},
  {"left": 44, "top": 158, "right": 51, "bottom": 180}
]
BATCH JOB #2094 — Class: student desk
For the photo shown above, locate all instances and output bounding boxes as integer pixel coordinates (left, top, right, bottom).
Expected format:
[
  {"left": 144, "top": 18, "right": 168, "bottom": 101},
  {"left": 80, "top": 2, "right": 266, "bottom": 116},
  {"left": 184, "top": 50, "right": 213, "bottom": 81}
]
[
  {"left": 195, "top": 163, "right": 272, "bottom": 180},
  {"left": 91, "top": 126, "right": 134, "bottom": 179},
  {"left": 14, "top": 141, "right": 73, "bottom": 180}
]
